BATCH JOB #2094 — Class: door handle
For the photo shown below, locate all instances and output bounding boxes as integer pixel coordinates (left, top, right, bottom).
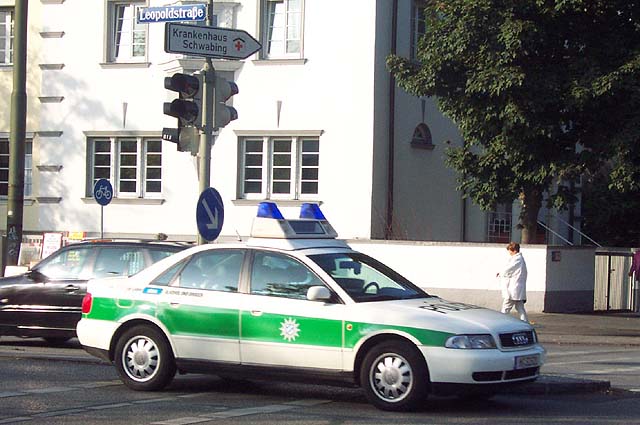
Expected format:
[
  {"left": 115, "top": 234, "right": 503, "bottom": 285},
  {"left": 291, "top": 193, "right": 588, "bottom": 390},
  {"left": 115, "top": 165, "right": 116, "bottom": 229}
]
[
  {"left": 65, "top": 285, "right": 80, "bottom": 292},
  {"left": 251, "top": 310, "right": 263, "bottom": 316}
]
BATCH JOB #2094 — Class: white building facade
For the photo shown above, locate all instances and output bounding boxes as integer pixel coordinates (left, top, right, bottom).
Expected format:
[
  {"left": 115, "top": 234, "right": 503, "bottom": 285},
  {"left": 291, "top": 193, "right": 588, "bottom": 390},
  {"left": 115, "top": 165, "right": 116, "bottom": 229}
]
[{"left": 0, "top": 0, "right": 581, "bottom": 247}]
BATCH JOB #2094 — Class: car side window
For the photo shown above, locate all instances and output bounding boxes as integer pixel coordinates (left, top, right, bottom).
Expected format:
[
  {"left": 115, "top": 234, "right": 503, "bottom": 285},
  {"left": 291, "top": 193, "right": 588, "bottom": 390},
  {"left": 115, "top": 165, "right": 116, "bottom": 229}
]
[
  {"left": 150, "top": 261, "right": 184, "bottom": 286},
  {"left": 93, "top": 248, "right": 145, "bottom": 278},
  {"left": 176, "top": 250, "right": 244, "bottom": 293},
  {"left": 250, "top": 251, "right": 323, "bottom": 300},
  {"left": 37, "top": 247, "right": 92, "bottom": 280}
]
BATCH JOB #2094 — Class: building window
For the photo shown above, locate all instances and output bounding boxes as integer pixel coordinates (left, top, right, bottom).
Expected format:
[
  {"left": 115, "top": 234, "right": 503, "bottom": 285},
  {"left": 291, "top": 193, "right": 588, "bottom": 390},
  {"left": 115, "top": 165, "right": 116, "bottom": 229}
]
[
  {"left": 106, "top": 1, "right": 146, "bottom": 63},
  {"left": 411, "top": 1, "right": 426, "bottom": 60},
  {"left": 0, "top": 8, "right": 13, "bottom": 65},
  {"left": 239, "top": 135, "right": 319, "bottom": 200},
  {"left": 87, "top": 136, "right": 162, "bottom": 199},
  {"left": 487, "top": 203, "right": 512, "bottom": 243},
  {"left": 0, "top": 138, "right": 32, "bottom": 197},
  {"left": 260, "top": 0, "right": 303, "bottom": 59}
]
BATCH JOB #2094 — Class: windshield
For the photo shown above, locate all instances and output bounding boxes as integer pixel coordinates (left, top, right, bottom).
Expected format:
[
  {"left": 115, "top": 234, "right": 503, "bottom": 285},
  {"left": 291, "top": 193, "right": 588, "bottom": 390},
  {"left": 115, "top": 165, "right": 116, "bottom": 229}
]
[{"left": 308, "top": 252, "right": 431, "bottom": 302}]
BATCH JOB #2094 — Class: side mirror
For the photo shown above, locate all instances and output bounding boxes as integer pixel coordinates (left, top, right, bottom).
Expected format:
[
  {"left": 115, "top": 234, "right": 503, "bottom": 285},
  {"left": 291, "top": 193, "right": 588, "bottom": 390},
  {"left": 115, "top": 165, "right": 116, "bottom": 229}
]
[
  {"left": 28, "top": 269, "right": 46, "bottom": 283},
  {"left": 307, "top": 285, "right": 332, "bottom": 302}
]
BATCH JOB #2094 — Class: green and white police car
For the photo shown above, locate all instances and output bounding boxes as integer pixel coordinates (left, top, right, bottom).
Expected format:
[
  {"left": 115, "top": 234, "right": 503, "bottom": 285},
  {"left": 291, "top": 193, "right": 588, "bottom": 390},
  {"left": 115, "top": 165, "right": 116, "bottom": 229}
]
[{"left": 77, "top": 202, "right": 545, "bottom": 411}]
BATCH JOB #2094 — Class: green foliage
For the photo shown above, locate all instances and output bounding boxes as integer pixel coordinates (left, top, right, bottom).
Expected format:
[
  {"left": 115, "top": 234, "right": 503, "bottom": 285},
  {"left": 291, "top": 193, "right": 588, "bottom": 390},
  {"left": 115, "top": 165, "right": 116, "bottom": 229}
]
[
  {"left": 582, "top": 173, "right": 640, "bottom": 247},
  {"left": 387, "top": 0, "right": 640, "bottom": 242}
]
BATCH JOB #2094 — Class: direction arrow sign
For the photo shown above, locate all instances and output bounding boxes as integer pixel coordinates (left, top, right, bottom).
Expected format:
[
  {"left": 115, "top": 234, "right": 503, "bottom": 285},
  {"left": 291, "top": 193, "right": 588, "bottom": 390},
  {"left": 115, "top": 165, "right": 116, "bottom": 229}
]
[
  {"left": 196, "top": 187, "right": 225, "bottom": 241},
  {"left": 165, "top": 23, "right": 261, "bottom": 60}
]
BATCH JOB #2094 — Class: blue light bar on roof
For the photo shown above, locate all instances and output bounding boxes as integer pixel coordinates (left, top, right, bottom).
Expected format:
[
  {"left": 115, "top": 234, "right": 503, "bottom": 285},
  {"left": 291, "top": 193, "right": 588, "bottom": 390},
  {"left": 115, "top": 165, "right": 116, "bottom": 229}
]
[
  {"left": 299, "top": 203, "right": 326, "bottom": 220},
  {"left": 256, "top": 202, "right": 284, "bottom": 219},
  {"left": 251, "top": 202, "right": 338, "bottom": 239}
]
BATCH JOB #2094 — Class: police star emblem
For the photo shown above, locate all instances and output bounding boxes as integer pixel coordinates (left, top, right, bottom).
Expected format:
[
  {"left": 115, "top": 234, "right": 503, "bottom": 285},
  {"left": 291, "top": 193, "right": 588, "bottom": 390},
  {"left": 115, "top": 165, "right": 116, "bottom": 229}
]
[{"left": 279, "top": 318, "right": 300, "bottom": 342}]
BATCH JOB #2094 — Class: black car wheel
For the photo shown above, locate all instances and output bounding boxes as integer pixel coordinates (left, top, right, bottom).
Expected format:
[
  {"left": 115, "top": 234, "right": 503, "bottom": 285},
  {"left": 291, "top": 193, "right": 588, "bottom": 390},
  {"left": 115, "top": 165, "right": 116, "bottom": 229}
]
[
  {"left": 115, "top": 325, "right": 176, "bottom": 391},
  {"left": 360, "top": 341, "right": 429, "bottom": 411}
]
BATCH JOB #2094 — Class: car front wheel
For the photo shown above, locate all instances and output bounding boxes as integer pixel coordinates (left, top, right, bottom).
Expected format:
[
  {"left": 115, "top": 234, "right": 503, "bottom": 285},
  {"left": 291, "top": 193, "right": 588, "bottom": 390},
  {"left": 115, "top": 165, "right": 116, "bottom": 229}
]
[
  {"left": 114, "top": 325, "right": 176, "bottom": 391},
  {"left": 360, "top": 341, "right": 429, "bottom": 411}
]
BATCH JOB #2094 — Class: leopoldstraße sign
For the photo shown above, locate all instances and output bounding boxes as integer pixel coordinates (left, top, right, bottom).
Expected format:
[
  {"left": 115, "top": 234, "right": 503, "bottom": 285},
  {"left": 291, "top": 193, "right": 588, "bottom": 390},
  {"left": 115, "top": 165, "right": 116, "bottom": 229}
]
[
  {"left": 164, "top": 23, "right": 261, "bottom": 60},
  {"left": 136, "top": 5, "right": 206, "bottom": 24}
]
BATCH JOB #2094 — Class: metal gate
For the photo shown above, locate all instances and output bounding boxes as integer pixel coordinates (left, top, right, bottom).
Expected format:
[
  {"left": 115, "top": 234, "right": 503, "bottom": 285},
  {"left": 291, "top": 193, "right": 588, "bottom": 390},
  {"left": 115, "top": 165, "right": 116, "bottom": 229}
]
[{"left": 594, "top": 251, "right": 638, "bottom": 311}]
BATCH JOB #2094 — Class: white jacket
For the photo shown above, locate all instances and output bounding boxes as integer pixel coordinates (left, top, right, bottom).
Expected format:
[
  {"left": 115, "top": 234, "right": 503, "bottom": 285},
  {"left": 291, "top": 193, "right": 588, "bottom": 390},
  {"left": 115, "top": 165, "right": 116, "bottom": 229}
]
[{"left": 498, "top": 252, "right": 527, "bottom": 301}]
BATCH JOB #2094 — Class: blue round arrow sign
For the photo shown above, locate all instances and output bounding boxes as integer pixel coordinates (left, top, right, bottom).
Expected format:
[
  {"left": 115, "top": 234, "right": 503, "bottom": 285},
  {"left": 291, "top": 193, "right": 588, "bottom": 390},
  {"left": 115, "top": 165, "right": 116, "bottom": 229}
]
[
  {"left": 93, "top": 179, "right": 113, "bottom": 206},
  {"left": 196, "top": 187, "right": 224, "bottom": 241}
]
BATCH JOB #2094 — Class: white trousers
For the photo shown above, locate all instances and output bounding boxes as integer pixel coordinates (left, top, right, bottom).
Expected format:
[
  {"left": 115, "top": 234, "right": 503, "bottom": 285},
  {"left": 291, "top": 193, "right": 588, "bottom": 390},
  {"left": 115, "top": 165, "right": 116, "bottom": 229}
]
[{"left": 501, "top": 299, "right": 529, "bottom": 323}]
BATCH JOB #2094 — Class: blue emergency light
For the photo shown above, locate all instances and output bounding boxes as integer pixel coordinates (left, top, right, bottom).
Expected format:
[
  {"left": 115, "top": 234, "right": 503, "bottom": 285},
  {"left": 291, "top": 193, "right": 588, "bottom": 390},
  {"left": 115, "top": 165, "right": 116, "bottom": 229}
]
[
  {"left": 299, "top": 203, "right": 326, "bottom": 220},
  {"left": 251, "top": 202, "right": 338, "bottom": 239},
  {"left": 256, "top": 202, "right": 285, "bottom": 219}
]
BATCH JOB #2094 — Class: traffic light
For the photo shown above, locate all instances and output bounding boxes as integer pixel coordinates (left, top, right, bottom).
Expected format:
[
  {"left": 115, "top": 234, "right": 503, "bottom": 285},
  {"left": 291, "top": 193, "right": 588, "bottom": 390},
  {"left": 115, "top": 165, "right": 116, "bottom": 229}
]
[
  {"left": 161, "top": 126, "right": 199, "bottom": 155},
  {"left": 163, "top": 73, "right": 202, "bottom": 126},
  {"left": 163, "top": 72, "right": 202, "bottom": 155},
  {"left": 214, "top": 76, "right": 238, "bottom": 129}
]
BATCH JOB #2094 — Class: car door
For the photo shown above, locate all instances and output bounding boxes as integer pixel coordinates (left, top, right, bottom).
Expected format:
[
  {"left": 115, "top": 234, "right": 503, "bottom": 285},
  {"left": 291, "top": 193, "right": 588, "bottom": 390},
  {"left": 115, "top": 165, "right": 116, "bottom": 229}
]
[
  {"left": 8, "top": 246, "right": 94, "bottom": 332},
  {"left": 240, "top": 250, "right": 345, "bottom": 371},
  {"left": 154, "top": 249, "right": 246, "bottom": 363}
]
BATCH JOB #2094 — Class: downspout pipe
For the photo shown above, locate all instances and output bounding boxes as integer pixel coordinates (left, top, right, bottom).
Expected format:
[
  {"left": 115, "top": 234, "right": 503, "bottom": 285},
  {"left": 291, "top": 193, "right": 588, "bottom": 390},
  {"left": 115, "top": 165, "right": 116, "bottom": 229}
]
[{"left": 385, "top": 0, "right": 398, "bottom": 239}]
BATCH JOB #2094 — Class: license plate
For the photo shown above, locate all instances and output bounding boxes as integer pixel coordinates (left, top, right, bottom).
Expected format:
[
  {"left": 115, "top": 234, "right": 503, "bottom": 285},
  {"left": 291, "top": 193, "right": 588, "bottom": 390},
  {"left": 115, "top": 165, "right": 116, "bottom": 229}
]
[{"left": 515, "top": 354, "right": 540, "bottom": 369}]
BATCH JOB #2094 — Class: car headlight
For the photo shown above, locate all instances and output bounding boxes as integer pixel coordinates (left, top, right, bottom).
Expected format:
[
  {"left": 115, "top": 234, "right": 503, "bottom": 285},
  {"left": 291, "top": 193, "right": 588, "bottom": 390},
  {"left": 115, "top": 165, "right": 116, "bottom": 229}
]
[{"left": 445, "top": 334, "right": 496, "bottom": 349}]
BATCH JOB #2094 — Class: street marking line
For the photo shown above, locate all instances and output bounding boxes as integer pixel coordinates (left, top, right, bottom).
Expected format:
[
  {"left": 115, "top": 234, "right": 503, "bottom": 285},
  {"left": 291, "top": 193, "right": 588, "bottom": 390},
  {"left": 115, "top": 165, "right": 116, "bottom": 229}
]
[
  {"left": 151, "top": 416, "right": 208, "bottom": 424},
  {"left": 0, "top": 416, "right": 31, "bottom": 424},
  {"left": 150, "top": 399, "right": 328, "bottom": 424},
  {"left": 88, "top": 402, "right": 133, "bottom": 410},
  {"left": 0, "top": 391, "right": 26, "bottom": 398},
  {"left": 23, "top": 386, "right": 72, "bottom": 394}
]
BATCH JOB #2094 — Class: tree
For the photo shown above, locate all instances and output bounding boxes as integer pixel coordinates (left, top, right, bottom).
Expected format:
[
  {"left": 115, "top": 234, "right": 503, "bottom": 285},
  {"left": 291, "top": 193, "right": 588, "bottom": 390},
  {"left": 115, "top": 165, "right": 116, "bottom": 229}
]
[{"left": 387, "top": 0, "right": 640, "bottom": 243}]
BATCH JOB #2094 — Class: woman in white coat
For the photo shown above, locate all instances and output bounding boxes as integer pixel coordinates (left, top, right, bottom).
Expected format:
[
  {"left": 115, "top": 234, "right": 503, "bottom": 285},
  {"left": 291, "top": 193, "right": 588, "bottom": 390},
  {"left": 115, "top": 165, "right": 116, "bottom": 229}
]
[{"left": 496, "top": 242, "right": 529, "bottom": 323}]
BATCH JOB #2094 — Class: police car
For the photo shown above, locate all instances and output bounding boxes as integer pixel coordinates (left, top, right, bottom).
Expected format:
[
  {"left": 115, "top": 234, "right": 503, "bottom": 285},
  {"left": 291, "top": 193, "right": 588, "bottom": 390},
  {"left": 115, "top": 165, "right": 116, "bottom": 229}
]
[{"left": 77, "top": 202, "right": 545, "bottom": 411}]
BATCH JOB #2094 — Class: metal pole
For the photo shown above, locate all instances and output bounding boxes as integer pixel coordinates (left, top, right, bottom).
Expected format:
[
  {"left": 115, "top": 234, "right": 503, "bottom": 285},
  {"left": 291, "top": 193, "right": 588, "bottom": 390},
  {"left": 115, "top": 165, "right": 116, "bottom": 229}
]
[
  {"left": 197, "top": 0, "right": 216, "bottom": 245},
  {"left": 5, "top": 0, "right": 29, "bottom": 267},
  {"left": 101, "top": 206, "right": 104, "bottom": 239}
]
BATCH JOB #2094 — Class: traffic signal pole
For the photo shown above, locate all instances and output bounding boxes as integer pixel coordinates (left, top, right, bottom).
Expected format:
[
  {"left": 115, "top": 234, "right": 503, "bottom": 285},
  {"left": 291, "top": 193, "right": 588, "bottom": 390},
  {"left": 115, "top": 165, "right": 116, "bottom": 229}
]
[
  {"left": 197, "top": 0, "right": 216, "bottom": 245},
  {"left": 5, "top": 0, "right": 29, "bottom": 267}
]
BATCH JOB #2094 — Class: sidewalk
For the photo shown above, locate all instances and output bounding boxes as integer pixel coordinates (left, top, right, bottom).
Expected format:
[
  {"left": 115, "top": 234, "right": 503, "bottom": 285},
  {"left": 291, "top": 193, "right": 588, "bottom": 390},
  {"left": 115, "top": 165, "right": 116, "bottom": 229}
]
[
  {"left": 510, "top": 311, "right": 640, "bottom": 395},
  {"left": 530, "top": 311, "right": 640, "bottom": 346}
]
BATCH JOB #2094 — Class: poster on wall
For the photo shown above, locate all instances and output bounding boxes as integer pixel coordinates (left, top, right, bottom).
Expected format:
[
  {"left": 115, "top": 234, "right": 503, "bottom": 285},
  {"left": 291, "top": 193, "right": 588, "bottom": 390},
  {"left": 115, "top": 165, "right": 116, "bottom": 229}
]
[{"left": 41, "top": 232, "right": 64, "bottom": 260}]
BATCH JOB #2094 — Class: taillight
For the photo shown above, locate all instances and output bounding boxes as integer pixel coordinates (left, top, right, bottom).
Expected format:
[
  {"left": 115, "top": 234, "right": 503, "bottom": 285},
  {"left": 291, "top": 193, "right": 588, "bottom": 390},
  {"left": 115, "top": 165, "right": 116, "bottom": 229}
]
[{"left": 81, "top": 293, "right": 93, "bottom": 314}]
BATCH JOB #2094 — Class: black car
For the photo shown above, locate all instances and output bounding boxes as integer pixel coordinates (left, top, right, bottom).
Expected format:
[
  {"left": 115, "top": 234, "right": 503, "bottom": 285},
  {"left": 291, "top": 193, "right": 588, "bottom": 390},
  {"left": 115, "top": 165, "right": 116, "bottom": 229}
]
[{"left": 0, "top": 240, "right": 187, "bottom": 343}]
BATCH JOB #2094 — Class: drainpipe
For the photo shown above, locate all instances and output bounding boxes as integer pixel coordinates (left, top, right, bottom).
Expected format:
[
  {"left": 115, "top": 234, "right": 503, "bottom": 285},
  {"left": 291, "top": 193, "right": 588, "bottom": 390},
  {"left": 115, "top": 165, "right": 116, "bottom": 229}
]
[{"left": 385, "top": 0, "right": 398, "bottom": 240}]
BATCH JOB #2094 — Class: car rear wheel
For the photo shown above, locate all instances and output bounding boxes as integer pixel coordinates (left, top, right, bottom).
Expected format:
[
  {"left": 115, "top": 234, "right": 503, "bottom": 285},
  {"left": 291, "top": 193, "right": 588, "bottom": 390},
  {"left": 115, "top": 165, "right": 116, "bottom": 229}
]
[
  {"left": 360, "top": 341, "right": 429, "bottom": 411},
  {"left": 115, "top": 325, "right": 176, "bottom": 391}
]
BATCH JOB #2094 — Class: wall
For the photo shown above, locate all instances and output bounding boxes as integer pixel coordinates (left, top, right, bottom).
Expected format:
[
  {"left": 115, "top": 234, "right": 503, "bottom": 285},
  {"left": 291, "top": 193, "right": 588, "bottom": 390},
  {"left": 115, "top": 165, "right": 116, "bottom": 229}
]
[{"left": 348, "top": 241, "right": 596, "bottom": 313}]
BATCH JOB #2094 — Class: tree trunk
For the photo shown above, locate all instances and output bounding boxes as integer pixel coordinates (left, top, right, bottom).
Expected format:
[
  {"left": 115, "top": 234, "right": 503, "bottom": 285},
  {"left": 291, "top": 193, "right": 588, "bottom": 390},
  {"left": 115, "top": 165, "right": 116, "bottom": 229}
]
[{"left": 519, "top": 188, "right": 543, "bottom": 244}]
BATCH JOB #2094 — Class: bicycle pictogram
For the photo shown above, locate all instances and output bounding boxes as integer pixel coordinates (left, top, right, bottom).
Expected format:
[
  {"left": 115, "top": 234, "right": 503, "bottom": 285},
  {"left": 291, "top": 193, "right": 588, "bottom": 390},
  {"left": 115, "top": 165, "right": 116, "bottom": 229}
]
[
  {"left": 93, "top": 179, "right": 114, "bottom": 206},
  {"left": 94, "top": 184, "right": 112, "bottom": 201}
]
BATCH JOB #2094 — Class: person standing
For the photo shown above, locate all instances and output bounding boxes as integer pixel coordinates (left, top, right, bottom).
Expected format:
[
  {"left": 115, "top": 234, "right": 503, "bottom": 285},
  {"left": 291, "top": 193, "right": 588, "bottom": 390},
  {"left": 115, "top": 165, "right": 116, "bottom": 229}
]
[
  {"left": 496, "top": 242, "right": 529, "bottom": 323},
  {"left": 629, "top": 248, "right": 640, "bottom": 281}
]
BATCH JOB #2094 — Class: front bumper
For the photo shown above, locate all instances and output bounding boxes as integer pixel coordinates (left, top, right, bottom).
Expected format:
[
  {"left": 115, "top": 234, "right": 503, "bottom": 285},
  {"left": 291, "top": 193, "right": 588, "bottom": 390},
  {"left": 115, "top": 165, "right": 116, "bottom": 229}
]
[{"left": 419, "top": 344, "right": 546, "bottom": 385}]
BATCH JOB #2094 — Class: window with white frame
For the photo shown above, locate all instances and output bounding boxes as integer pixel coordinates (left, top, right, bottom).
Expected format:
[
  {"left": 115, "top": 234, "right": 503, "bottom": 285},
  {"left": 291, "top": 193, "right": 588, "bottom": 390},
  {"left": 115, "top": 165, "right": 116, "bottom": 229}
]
[
  {"left": 0, "top": 138, "right": 31, "bottom": 197},
  {"left": 411, "top": 0, "right": 426, "bottom": 60},
  {"left": 0, "top": 8, "right": 13, "bottom": 65},
  {"left": 87, "top": 136, "right": 162, "bottom": 198},
  {"left": 240, "top": 135, "right": 319, "bottom": 200},
  {"left": 106, "top": 1, "right": 146, "bottom": 63},
  {"left": 260, "top": 0, "right": 303, "bottom": 59}
]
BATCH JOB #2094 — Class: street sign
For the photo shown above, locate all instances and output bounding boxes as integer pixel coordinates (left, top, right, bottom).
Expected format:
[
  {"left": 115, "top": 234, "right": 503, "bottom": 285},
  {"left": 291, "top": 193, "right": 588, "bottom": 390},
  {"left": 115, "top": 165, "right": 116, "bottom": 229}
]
[
  {"left": 137, "top": 4, "right": 206, "bottom": 24},
  {"left": 165, "top": 23, "right": 261, "bottom": 60},
  {"left": 196, "top": 187, "right": 224, "bottom": 241},
  {"left": 93, "top": 179, "right": 113, "bottom": 206}
]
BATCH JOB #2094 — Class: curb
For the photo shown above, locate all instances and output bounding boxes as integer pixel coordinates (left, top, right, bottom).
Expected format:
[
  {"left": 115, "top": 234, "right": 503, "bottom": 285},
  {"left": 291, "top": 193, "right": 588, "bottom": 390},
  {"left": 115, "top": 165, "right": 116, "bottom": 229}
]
[{"left": 510, "top": 375, "right": 611, "bottom": 395}]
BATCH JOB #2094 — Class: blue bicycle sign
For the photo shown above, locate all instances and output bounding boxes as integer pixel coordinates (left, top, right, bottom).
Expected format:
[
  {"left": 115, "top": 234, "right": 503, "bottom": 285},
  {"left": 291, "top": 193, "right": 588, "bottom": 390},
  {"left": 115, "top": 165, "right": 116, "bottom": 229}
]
[{"left": 93, "top": 179, "right": 113, "bottom": 206}]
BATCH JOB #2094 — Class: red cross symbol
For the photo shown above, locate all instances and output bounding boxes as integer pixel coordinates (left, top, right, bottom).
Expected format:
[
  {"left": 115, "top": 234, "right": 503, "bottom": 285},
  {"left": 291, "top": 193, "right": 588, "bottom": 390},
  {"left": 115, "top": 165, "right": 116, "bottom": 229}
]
[{"left": 234, "top": 38, "right": 244, "bottom": 51}]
